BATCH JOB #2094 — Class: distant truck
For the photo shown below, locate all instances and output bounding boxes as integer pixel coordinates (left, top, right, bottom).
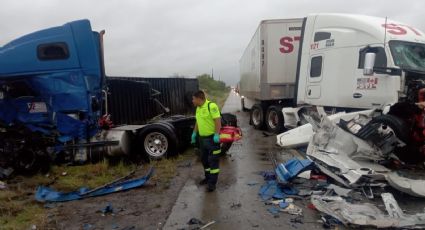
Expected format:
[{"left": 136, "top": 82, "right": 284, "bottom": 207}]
[
  {"left": 239, "top": 13, "right": 425, "bottom": 133},
  {"left": 0, "top": 20, "right": 199, "bottom": 173}
]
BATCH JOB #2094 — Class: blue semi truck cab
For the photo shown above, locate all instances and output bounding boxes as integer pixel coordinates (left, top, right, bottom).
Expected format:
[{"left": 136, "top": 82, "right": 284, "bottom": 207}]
[{"left": 0, "top": 20, "right": 197, "bottom": 174}]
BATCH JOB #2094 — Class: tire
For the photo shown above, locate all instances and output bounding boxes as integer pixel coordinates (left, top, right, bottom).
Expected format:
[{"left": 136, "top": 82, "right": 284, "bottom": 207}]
[
  {"left": 265, "top": 105, "right": 285, "bottom": 133},
  {"left": 369, "top": 115, "right": 410, "bottom": 143},
  {"left": 369, "top": 115, "right": 420, "bottom": 163},
  {"left": 250, "top": 104, "right": 264, "bottom": 129},
  {"left": 137, "top": 123, "right": 178, "bottom": 160}
]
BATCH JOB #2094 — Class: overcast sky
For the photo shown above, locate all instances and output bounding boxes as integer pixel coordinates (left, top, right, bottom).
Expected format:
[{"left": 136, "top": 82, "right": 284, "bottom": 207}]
[{"left": 1, "top": 0, "right": 425, "bottom": 85}]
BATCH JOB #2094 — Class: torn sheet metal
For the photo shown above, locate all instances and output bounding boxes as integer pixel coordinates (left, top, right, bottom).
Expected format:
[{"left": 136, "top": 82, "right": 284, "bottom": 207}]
[
  {"left": 312, "top": 194, "right": 425, "bottom": 228},
  {"left": 326, "top": 184, "right": 352, "bottom": 197},
  {"left": 305, "top": 113, "right": 391, "bottom": 185},
  {"left": 276, "top": 110, "right": 374, "bottom": 148},
  {"left": 386, "top": 172, "right": 425, "bottom": 198},
  {"left": 35, "top": 167, "right": 154, "bottom": 202}
]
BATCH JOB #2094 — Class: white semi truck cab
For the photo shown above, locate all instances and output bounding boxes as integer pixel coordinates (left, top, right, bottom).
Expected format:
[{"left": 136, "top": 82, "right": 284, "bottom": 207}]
[{"left": 239, "top": 13, "right": 425, "bottom": 133}]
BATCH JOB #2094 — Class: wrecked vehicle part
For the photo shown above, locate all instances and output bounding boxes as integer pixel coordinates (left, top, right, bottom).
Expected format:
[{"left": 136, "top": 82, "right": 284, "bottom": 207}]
[
  {"left": 35, "top": 167, "right": 153, "bottom": 202},
  {"left": 276, "top": 110, "right": 375, "bottom": 148},
  {"left": 305, "top": 113, "right": 396, "bottom": 185},
  {"left": 312, "top": 194, "right": 425, "bottom": 228},
  {"left": 275, "top": 158, "right": 313, "bottom": 184},
  {"left": 325, "top": 184, "right": 352, "bottom": 197},
  {"left": 386, "top": 172, "right": 425, "bottom": 198}
]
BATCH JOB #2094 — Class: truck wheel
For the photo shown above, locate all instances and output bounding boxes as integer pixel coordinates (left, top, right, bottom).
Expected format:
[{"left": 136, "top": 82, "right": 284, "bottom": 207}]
[
  {"left": 265, "top": 105, "right": 285, "bottom": 133},
  {"left": 250, "top": 104, "right": 264, "bottom": 129},
  {"left": 369, "top": 115, "right": 410, "bottom": 143},
  {"left": 138, "top": 124, "right": 178, "bottom": 160},
  {"left": 369, "top": 115, "right": 420, "bottom": 163}
]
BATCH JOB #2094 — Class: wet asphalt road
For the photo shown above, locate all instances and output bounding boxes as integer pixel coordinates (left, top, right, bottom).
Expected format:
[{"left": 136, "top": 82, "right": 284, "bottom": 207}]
[{"left": 164, "top": 91, "right": 323, "bottom": 229}]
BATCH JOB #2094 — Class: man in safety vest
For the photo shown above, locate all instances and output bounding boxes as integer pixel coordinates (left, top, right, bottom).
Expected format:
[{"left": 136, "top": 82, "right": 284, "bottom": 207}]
[{"left": 191, "top": 90, "right": 221, "bottom": 192}]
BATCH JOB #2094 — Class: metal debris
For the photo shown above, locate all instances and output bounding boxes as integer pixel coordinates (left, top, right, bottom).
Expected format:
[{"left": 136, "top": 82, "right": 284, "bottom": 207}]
[
  {"left": 386, "top": 172, "right": 425, "bottom": 198},
  {"left": 311, "top": 194, "right": 425, "bottom": 229}
]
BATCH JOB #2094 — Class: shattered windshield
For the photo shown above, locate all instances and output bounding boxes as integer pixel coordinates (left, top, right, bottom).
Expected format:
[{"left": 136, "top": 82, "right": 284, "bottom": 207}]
[{"left": 389, "top": 41, "right": 425, "bottom": 72}]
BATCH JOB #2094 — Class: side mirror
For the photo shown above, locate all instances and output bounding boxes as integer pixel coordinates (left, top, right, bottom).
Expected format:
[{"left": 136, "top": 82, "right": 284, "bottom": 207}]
[{"left": 363, "top": 52, "right": 376, "bottom": 76}]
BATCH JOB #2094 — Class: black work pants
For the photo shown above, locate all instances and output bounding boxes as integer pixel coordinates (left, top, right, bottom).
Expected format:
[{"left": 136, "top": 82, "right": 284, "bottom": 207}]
[{"left": 200, "top": 136, "right": 221, "bottom": 186}]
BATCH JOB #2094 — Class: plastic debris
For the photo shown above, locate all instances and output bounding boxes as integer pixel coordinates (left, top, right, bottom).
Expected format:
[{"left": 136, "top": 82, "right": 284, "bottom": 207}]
[
  {"left": 187, "top": 218, "right": 204, "bottom": 225},
  {"left": 259, "top": 181, "right": 286, "bottom": 200},
  {"left": 279, "top": 201, "right": 289, "bottom": 209},
  {"left": 297, "top": 170, "right": 311, "bottom": 179},
  {"left": 0, "top": 167, "right": 13, "bottom": 179},
  {"left": 260, "top": 171, "right": 276, "bottom": 181},
  {"left": 200, "top": 221, "right": 216, "bottom": 229},
  {"left": 267, "top": 207, "right": 280, "bottom": 216},
  {"left": 100, "top": 203, "right": 114, "bottom": 215},
  {"left": 0, "top": 181, "right": 6, "bottom": 189},
  {"left": 326, "top": 184, "right": 352, "bottom": 197},
  {"left": 275, "top": 158, "right": 314, "bottom": 184},
  {"left": 281, "top": 203, "right": 303, "bottom": 216},
  {"left": 35, "top": 167, "right": 153, "bottom": 202},
  {"left": 247, "top": 181, "right": 259, "bottom": 186}
]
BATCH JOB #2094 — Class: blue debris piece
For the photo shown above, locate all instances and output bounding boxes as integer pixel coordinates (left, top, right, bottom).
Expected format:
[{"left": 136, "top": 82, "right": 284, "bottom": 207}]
[
  {"left": 275, "top": 158, "right": 314, "bottom": 184},
  {"left": 282, "top": 186, "right": 299, "bottom": 195},
  {"left": 35, "top": 168, "right": 154, "bottom": 202},
  {"left": 83, "top": 223, "right": 93, "bottom": 230},
  {"left": 267, "top": 207, "right": 280, "bottom": 216},
  {"left": 259, "top": 181, "right": 286, "bottom": 200},
  {"left": 279, "top": 202, "right": 289, "bottom": 209},
  {"left": 260, "top": 171, "right": 276, "bottom": 181}
]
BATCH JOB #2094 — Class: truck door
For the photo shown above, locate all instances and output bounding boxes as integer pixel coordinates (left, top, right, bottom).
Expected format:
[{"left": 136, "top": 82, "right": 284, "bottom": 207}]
[
  {"left": 306, "top": 55, "right": 323, "bottom": 100},
  {"left": 352, "top": 47, "right": 399, "bottom": 108}
]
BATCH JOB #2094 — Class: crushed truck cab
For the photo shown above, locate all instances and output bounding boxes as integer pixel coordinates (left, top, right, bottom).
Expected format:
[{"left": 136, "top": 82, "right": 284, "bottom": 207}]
[{"left": 0, "top": 20, "right": 103, "bottom": 144}]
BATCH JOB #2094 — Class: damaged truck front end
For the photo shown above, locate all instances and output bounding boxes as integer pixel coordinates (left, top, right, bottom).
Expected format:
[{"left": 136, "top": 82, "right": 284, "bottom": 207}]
[{"left": 0, "top": 20, "right": 105, "bottom": 173}]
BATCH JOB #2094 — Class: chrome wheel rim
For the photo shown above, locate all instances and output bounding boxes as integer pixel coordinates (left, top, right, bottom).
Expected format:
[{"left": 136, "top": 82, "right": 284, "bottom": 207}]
[{"left": 144, "top": 132, "right": 168, "bottom": 158}]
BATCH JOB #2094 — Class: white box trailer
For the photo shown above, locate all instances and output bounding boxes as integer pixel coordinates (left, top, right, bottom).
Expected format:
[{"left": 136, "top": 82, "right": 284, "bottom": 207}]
[
  {"left": 240, "top": 18, "right": 302, "bottom": 102},
  {"left": 240, "top": 13, "right": 425, "bottom": 134}
]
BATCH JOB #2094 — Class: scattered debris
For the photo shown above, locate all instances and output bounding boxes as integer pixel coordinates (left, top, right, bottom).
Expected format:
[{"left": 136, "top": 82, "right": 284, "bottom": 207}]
[
  {"left": 0, "top": 180, "right": 6, "bottom": 189},
  {"left": 0, "top": 166, "right": 13, "bottom": 179},
  {"left": 311, "top": 194, "right": 425, "bottom": 229},
  {"left": 35, "top": 167, "right": 153, "bottom": 202},
  {"left": 297, "top": 170, "right": 311, "bottom": 179},
  {"left": 247, "top": 181, "right": 259, "bottom": 186},
  {"left": 187, "top": 218, "right": 204, "bottom": 225},
  {"left": 230, "top": 202, "right": 242, "bottom": 209},
  {"left": 267, "top": 207, "right": 280, "bottom": 217},
  {"left": 280, "top": 203, "right": 303, "bottom": 216},
  {"left": 99, "top": 203, "right": 114, "bottom": 216},
  {"left": 200, "top": 221, "right": 216, "bottom": 229},
  {"left": 326, "top": 184, "right": 352, "bottom": 197},
  {"left": 386, "top": 172, "right": 425, "bottom": 198},
  {"left": 275, "top": 158, "right": 313, "bottom": 184},
  {"left": 260, "top": 171, "right": 276, "bottom": 181}
]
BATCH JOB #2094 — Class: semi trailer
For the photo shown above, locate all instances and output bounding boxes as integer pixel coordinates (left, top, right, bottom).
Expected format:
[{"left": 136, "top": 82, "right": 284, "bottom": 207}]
[
  {"left": 239, "top": 13, "right": 425, "bottom": 134},
  {"left": 0, "top": 20, "right": 200, "bottom": 174}
]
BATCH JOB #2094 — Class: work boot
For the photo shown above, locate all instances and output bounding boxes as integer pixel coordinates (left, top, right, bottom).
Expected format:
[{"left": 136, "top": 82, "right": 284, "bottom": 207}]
[
  {"left": 199, "top": 178, "right": 208, "bottom": 185},
  {"left": 206, "top": 184, "right": 216, "bottom": 192}
]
